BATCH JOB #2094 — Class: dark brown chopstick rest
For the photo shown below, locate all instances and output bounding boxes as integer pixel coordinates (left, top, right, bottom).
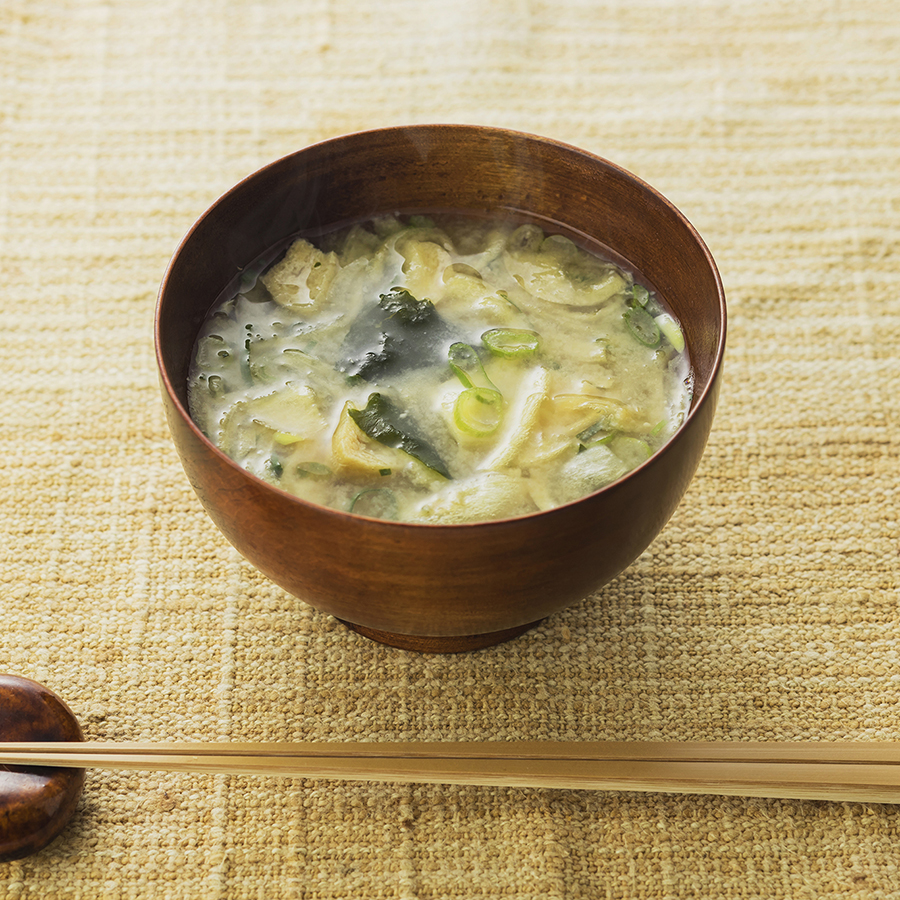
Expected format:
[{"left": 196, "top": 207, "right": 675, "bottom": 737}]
[{"left": 0, "top": 674, "right": 85, "bottom": 861}]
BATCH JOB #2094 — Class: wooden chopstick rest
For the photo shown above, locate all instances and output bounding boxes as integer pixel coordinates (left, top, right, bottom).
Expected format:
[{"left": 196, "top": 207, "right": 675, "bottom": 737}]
[{"left": 0, "top": 674, "right": 86, "bottom": 862}]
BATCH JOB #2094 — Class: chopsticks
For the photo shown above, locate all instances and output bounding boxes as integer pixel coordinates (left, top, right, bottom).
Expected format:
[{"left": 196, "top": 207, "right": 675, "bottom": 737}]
[{"left": 3, "top": 741, "right": 900, "bottom": 803}]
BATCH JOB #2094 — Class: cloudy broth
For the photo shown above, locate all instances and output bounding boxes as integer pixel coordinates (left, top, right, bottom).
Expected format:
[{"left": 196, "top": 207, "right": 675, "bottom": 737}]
[{"left": 188, "top": 212, "right": 693, "bottom": 523}]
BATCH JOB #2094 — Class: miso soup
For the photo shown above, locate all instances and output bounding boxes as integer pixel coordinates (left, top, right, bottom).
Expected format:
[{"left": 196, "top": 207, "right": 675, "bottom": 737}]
[{"left": 187, "top": 213, "right": 693, "bottom": 523}]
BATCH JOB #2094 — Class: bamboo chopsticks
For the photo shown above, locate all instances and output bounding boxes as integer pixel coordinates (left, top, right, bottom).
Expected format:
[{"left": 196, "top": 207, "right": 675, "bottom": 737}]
[{"left": 3, "top": 741, "right": 900, "bottom": 803}]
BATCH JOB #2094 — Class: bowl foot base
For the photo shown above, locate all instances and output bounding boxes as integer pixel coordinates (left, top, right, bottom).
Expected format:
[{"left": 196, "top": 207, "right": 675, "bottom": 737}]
[{"left": 336, "top": 619, "right": 544, "bottom": 653}]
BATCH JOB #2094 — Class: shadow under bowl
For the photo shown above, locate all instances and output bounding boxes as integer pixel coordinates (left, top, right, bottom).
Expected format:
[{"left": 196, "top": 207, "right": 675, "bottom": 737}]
[{"left": 155, "top": 125, "right": 726, "bottom": 653}]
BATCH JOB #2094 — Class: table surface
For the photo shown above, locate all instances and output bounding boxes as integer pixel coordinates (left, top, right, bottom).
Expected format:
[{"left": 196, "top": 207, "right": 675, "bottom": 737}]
[{"left": 2, "top": 0, "right": 899, "bottom": 897}]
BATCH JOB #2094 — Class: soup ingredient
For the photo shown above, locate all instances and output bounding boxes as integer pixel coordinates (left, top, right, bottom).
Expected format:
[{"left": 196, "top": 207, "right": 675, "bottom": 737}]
[
  {"left": 448, "top": 342, "right": 496, "bottom": 391},
  {"left": 188, "top": 213, "right": 692, "bottom": 523},
  {"left": 348, "top": 393, "right": 451, "bottom": 479},
  {"left": 482, "top": 328, "right": 541, "bottom": 359},
  {"left": 349, "top": 487, "right": 399, "bottom": 519},
  {"left": 338, "top": 287, "right": 453, "bottom": 382},
  {"left": 623, "top": 306, "right": 661, "bottom": 348},
  {"left": 453, "top": 387, "right": 504, "bottom": 437}
]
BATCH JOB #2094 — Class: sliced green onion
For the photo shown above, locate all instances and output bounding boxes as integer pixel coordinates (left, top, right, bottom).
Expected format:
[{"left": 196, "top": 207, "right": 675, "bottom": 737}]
[
  {"left": 609, "top": 435, "right": 652, "bottom": 467},
  {"left": 630, "top": 284, "right": 651, "bottom": 307},
  {"left": 481, "top": 328, "right": 541, "bottom": 359},
  {"left": 349, "top": 488, "right": 399, "bottom": 520},
  {"left": 379, "top": 468, "right": 392, "bottom": 476},
  {"left": 654, "top": 312, "right": 685, "bottom": 353},
  {"left": 496, "top": 290, "right": 522, "bottom": 312},
  {"left": 296, "top": 461, "right": 331, "bottom": 479},
  {"left": 623, "top": 307, "right": 661, "bottom": 348},
  {"left": 453, "top": 387, "right": 504, "bottom": 437},
  {"left": 265, "top": 456, "right": 284, "bottom": 478},
  {"left": 273, "top": 431, "right": 304, "bottom": 445},
  {"left": 577, "top": 420, "right": 617, "bottom": 447},
  {"left": 448, "top": 342, "right": 496, "bottom": 390}
]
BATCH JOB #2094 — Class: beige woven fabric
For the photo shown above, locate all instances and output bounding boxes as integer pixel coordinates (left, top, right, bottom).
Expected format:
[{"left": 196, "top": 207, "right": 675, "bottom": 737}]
[{"left": 2, "top": 0, "right": 899, "bottom": 896}]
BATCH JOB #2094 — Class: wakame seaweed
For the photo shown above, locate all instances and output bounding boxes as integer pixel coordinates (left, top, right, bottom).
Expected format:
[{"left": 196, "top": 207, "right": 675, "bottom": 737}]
[
  {"left": 337, "top": 287, "right": 456, "bottom": 382},
  {"left": 348, "top": 392, "right": 451, "bottom": 479}
]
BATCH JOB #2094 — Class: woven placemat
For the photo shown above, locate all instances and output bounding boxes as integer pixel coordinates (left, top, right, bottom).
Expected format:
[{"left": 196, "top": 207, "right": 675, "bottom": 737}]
[{"left": 2, "top": 0, "right": 899, "bottom": 896}]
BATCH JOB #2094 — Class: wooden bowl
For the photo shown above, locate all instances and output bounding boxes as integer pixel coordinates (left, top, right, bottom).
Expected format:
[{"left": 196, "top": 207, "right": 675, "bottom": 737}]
[{"left": 155, "top": 125, "right": 726, "bottom": 652}]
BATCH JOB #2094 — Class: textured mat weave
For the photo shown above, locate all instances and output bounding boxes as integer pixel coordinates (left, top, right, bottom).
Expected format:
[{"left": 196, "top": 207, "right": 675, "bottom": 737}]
[{"left": 1, "top": 0, "right": 899, "bottom": 897}]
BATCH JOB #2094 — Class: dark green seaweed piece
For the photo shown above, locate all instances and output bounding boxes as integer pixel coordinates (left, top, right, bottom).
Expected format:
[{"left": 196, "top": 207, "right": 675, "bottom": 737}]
[
  {"left": 348, "top": 393, "right": 451, "bottom": 479},
  {"left": 378, "top": 286, "right": 434, "bottom": 324},
  {"left": 337, "top": 287, "right": 456, "bottom": 382}
]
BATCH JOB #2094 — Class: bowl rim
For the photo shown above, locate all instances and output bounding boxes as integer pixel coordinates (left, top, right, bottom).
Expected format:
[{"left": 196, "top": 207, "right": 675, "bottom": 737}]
[{"left": 155, "top": 123, "right": 727, "bottom": 530}]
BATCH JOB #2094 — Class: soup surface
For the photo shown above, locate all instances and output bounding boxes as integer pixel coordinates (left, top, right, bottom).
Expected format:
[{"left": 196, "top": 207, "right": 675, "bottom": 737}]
[{"left": 188, "top": 213, "right": 692, "bottom": 523}]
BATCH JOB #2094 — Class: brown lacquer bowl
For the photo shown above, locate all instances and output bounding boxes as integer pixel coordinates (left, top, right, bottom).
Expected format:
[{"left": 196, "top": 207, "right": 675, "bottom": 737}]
[{"left": 155, "top": 125, "right": 726, "bottom": 652}]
